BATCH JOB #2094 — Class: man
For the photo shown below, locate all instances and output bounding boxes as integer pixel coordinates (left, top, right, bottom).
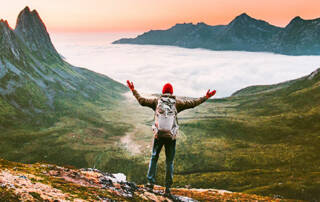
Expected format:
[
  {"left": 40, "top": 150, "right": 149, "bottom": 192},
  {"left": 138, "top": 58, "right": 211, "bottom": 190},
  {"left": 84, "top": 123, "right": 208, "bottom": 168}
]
[{"left": 127, "top": 80, "right": 216, "bottom": 195}]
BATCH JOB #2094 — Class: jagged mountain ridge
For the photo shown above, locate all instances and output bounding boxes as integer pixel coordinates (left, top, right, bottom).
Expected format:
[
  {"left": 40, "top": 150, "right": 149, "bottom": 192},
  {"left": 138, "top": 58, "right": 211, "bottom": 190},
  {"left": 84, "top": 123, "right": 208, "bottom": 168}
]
[
  {"left": 113, "top": 13, "right": 320, "bottom": 55},
  {"left": 0, "top": 7, "right": 127, "bottom": 127},
  {"left": 14, "top": 6, "right": 61, "bottom": 62},
  {"left": 0, "top": 20, "right": 27, "bottom": 62}
]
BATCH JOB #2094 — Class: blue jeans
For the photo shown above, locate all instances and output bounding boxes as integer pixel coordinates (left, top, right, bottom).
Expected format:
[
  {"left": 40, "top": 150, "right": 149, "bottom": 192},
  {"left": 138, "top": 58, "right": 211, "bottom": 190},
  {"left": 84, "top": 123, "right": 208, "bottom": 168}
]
[{"left": 147, "top": 137, "right": 176, "bottom": 187}]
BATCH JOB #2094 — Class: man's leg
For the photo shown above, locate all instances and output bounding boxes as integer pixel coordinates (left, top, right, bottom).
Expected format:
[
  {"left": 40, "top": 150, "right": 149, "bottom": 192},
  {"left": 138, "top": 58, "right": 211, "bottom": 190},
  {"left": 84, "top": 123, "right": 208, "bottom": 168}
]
[
  {"left": 147, "top": 138, "right": 164, "bottom": 184},
  {"left": 164, "top": 139, "right": 176, "bottom": 189}
]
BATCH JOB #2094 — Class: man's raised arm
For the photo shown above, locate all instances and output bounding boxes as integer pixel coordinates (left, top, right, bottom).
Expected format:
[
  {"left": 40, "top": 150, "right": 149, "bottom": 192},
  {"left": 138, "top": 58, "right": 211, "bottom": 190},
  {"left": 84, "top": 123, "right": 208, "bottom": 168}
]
[
  {"left": 127, "top": 80, "right": 157, "bottom": 110},
  {"left": 176, "top": 89, "right": 216, "bottom": 113}
]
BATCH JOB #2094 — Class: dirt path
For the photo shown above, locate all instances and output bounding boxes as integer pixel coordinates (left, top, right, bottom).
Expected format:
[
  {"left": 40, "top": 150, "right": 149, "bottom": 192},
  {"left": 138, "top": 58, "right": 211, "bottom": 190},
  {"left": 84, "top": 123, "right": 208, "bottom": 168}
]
[{"left": 117, "top": 92, "right": 155, "bottom": 155}]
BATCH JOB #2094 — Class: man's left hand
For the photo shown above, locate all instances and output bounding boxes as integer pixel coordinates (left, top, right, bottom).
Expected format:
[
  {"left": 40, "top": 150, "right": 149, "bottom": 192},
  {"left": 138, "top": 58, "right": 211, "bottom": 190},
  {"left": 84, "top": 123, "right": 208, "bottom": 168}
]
[{"left": 206, "top": 89, "right": 216, "bottom": 99}]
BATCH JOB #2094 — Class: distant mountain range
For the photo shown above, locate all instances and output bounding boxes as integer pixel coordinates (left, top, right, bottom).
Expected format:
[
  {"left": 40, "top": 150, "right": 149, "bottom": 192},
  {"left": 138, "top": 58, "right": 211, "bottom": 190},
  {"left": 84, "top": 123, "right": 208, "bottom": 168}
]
[{"left": 113, "top": 13, "right": 320, "bottom": 55}]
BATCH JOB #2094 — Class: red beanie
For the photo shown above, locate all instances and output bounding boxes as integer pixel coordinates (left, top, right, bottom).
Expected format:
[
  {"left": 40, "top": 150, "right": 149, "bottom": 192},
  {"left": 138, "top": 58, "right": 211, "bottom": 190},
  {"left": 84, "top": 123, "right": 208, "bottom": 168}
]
[{"left": 162, "top": 83, "right": 173, "bottom": 94}]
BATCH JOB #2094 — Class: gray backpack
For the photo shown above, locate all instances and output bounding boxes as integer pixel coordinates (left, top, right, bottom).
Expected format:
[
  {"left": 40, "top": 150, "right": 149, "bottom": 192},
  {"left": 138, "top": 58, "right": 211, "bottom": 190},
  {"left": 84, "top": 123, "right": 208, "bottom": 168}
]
[{"left": 153, "top": 96, "right": 179, "bottom": 139}]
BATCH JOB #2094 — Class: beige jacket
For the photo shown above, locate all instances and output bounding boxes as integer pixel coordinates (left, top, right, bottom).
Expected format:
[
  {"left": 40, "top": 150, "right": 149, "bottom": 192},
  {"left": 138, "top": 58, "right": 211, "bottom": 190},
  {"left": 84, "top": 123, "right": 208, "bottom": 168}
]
[
  {"left": 131, "top": 89, "right": 208, "bottom": 138},
  {"left": 132, "top": 89, "right": 208, "bottom": 113}
]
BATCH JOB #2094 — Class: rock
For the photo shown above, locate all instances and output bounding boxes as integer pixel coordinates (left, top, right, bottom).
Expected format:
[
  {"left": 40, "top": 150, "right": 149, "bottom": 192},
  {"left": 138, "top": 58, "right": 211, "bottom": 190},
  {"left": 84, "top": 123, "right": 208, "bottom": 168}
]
[
  {"left": 0, "top": 158, "right": 294, "bottom": 201},
  {"left": 175, "top": 195, "right": 198, "bottom": 202},
  {"left": 48, "top": 170, "right": 59, "bottom": 176},
  {"left": 112, "top": 173, "right": 126, "bottom": 182}
]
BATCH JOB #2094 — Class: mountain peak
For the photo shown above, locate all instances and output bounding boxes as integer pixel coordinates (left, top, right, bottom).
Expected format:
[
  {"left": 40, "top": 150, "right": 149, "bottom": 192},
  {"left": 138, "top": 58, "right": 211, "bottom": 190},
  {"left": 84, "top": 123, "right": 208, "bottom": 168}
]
[
  {"left": 229, "top": 12, "right": 256, "bottom": 25},
  {"left": 22, "top": 6, "right": 31, "bottom": 13},
  {"left": 15, "top": 7, "right": 44, "bottom": 31},
  {"left": 0, "top": 19, "right": 24, "bottom": 60},
  {"left": 292, "top": 16, "right": 303, "bottom": 21},
  {"left": 14, "top": 6, "right": 61, "bottom": 62},
  {"left": 169, "top": 22, "right": 196, "bottom": 31},
  {"left": 290, "top": 16, "right": 304, "bottom": 24},
  {"left": 237, "top": 13, "right": 253, "bottom": 20},
  {"left": 0, "top": 19, "right": 9, "bottom": 28},
  {"left": 239, "top": 12, "right": 250, "bottom": 18},
  {"left": 285, "top": 16, "right": 305, "bottom": 29},
  {"left": 173, "top": 22, "right": 194, "bottom": 27},
  {"left": 196, "top": 22, "right": 208, "bottom": 26}
]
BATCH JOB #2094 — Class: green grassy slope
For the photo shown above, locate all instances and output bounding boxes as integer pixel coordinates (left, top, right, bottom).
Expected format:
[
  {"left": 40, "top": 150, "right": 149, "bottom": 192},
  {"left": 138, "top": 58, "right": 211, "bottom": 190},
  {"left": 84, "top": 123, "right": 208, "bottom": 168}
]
[
  {"left": 170, "top": 68, "right": 320, "bottom": 201},
  {"left": 99, "top": 68, "right": 320, "bottom": 202},
  {"left": 0, "top": 7, "right": 130, "bottom": 169}
]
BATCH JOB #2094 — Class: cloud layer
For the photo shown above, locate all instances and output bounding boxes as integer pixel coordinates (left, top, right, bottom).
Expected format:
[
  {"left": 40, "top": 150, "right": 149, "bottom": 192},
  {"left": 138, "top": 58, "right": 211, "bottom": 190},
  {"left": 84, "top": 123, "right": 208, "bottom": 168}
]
[{"left": 52, "top": 32, "right": 320, "bottom": 98}]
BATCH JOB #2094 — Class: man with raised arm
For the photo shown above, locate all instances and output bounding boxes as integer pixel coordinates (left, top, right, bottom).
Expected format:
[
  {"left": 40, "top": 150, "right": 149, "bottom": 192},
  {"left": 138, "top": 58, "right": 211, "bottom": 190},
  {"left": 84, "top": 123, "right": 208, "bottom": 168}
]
[{"left": 126, "top": 80, "right": 216, "bottom": 196}]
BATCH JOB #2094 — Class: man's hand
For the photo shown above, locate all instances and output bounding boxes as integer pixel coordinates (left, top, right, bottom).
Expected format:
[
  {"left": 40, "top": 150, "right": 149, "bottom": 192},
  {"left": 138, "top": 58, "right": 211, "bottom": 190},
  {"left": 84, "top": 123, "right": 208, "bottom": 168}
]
[
  {"left": 206, "top": 89, "right": 216, "bottom": 99},
  {"left": 127, "top": 80, "right": 134, "bottom": 91}
]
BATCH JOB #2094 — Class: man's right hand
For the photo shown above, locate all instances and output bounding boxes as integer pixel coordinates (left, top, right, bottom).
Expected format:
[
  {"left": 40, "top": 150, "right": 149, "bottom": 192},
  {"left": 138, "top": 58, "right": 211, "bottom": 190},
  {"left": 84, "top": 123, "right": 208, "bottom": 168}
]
[
  {"left": 127, "top": 80, "right": 134, "bottom": 91},
  {"left": 206, "top": 89, "right": 216, "bottom": 99}
]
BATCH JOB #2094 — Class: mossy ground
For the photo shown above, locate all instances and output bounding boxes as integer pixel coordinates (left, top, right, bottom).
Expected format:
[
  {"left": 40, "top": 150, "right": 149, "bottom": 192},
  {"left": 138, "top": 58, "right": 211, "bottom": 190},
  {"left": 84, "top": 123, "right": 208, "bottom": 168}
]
[{"left": 0, "top": 158, "right": 298, "bottom": 201}]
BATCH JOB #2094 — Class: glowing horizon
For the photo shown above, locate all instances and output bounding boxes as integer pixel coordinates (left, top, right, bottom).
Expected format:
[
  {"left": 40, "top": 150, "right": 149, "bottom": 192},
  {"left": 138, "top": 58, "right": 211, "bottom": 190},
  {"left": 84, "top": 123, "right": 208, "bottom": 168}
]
[{"left": 2, "top": 0, "right": 320, "bottom": 33}]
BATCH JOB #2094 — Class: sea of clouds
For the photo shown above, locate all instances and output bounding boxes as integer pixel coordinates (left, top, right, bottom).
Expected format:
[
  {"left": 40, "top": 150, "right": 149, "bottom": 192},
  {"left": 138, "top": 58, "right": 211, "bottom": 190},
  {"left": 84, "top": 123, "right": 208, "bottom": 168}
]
[{"left": 51, "top": 32, "right": 320, "bottom": 98}]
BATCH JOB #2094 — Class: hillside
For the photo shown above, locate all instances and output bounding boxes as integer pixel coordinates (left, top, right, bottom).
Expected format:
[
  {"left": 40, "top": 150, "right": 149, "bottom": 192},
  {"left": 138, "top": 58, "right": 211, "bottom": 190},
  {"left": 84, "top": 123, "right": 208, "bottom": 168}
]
[
  {"left": 113, "top": 67, "right": 320, "bottom": 202},
  {"left": 0, "top": 7, "right": 129, "bottom": 168},
  {"left": 0, "top": 158, "right": 297, "bottom": 201},
  {"left": 113, "top": 13, "right": 320, "bottom": 55}
]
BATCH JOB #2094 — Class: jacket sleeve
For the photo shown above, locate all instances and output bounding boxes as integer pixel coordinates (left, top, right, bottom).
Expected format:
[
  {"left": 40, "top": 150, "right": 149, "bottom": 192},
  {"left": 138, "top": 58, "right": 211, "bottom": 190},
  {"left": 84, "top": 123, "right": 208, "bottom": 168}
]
[
  {"left": 132, "top": 89, "right": 157, "bottom": 110},
  {"left": 176, "top": 96, "right": 208, "bottom": 113}
]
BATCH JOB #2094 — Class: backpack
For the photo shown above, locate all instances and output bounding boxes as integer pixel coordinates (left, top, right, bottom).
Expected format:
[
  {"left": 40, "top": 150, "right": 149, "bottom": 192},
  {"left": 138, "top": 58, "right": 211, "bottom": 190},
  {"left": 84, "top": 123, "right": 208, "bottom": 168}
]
[{"left": 153, "top": 96, "right": 179, "bottom": 139}]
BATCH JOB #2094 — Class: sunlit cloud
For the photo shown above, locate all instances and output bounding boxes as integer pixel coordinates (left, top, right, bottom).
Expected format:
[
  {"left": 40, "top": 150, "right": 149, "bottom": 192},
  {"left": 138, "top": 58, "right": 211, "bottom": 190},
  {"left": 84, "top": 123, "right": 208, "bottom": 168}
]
[{"left": 51, "top": 33, "right": 320, "bottom": 98}]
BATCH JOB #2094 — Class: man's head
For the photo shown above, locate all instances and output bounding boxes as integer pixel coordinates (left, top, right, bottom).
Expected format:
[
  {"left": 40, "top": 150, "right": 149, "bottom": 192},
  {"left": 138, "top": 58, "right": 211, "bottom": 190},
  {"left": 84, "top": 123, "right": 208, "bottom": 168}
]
[{"left": 162, "top": 83, "right": 173, "bottom": 94}]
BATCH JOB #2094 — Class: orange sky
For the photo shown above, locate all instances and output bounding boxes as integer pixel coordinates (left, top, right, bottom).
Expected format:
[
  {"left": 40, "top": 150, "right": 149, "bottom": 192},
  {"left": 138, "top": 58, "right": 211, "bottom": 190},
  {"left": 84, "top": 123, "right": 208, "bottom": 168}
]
[{"left": 2, "top": 0, "right": 320, "bottom": 32}]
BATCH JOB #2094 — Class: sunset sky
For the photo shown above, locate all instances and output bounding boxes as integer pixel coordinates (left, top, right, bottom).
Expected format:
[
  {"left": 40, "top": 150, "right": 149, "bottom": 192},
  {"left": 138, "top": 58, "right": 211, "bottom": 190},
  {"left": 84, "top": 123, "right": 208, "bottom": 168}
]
[{"left": 2, "top": 0, "right": 320, "bottom": 32}]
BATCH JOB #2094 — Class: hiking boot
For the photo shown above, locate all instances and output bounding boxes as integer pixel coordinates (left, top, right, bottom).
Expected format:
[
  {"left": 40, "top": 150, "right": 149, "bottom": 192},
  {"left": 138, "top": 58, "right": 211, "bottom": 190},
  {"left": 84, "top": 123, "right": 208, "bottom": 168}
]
[
  {"left": 164, "top": 187, "right": 172, "bottom": 197},
  {"left": 145, "top": 183, "right": 154, "bottom": 192}
]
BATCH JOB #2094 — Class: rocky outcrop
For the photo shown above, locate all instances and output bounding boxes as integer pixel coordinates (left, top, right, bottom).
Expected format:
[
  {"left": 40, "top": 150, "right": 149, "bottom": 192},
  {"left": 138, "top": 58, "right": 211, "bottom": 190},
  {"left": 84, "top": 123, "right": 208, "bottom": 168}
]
[
  {"left": 0, "top": 159, "right": 291, "bottom": 201},
  {"left": 272, "top": 16, "right": 320, "bottom": 55},
  {"left": 14, "top": 6, "right": 61, "bottom": 62},
  {"left": 0, "top": 19, "right": 26, "bottom": 61},
  {"left": 113, "top": 13, "right": 320, "bottom": 55}
]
